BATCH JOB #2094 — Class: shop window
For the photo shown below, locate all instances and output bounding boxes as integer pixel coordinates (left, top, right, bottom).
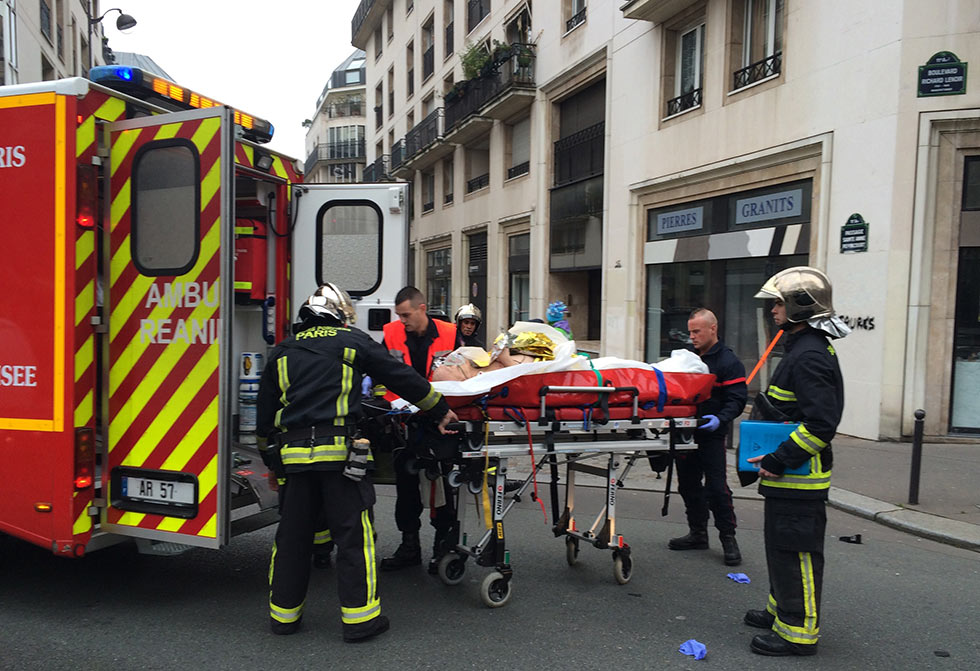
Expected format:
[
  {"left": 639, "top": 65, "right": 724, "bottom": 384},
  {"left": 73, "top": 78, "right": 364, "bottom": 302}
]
[
  {"left": 316, "top": 201, "right": 382, "bottom": 295},
  {"left": 131, "top": 140, "right": 200, "bottom": 276},
  {"left": 730, "top": 0, "right": 783, "bottom": 90}
]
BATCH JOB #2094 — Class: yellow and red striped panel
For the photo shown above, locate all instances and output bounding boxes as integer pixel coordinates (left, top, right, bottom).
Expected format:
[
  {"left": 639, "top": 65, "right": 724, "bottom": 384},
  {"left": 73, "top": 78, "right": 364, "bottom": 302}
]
[
  {"left": 235, "top": 143, "right": 300, "bottom": 183},
  {"left": 105, "top": 115, "right": 223, "bottom": 539}
]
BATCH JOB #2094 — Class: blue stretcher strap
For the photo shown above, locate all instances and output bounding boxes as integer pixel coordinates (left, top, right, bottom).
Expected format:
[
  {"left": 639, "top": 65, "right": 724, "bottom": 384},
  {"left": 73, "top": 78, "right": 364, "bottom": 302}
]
[{"left": 655, "top": 368, "right": 667, "bottom": 413}]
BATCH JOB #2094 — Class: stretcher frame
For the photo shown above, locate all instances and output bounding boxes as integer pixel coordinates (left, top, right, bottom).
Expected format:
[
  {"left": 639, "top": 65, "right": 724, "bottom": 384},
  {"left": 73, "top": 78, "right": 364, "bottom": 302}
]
[{"left": 429, "top": 385, "right": 703, "bottom": 607}]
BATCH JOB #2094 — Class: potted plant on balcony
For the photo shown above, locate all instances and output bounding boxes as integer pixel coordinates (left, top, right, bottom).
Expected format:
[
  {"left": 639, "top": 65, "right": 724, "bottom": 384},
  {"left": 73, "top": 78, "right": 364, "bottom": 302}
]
[
  {"left": 461, "top": 41, "right": 492, "bottom": 81},
  {"left": 515, "top": 43, "right": 534, "bottom": 69},
  {"left": 443, "top": 80, "right": 468, "bottom": 104}
]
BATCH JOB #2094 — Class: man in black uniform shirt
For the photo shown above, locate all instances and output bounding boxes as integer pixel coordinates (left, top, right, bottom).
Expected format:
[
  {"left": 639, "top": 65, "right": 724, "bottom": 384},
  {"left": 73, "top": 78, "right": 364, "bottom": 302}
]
[
  {"left": 744, "top": 267, "right": 847, "bottom": 657},
  {"left": 668, "top": 308, "right": 747, "bottom": 566},
  {"left": 257, "top": 283, "right": 457, "bottom": 642}
]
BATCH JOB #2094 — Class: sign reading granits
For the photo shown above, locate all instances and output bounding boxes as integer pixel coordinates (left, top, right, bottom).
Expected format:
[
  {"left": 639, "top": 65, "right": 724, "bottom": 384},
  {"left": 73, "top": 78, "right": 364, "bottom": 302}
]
[
  {"left": 918, "top": 51, "right": 967, "bottom": 97},
  {"left": 735, "top": 188, "right": 803, "bottom": 225},
  {"left": 840, "top": 213, "right": 869, "bottom": 253},
  {"left": 656, "top": 206, "right": 703, "bottom": 235}
]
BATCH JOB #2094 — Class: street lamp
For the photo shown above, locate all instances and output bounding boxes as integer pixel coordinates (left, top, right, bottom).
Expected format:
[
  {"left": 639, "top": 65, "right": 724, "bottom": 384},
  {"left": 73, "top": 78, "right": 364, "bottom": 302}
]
[{"left": 86, "top": 4, "right": 137, "bottom": 71}]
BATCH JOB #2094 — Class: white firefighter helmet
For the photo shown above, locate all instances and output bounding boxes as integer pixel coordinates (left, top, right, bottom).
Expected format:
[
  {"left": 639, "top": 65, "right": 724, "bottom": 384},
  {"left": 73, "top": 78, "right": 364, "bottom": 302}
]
[
  {"left": 755, "top": 266, "right": 834, "bottom": 323},
  {"left": 299, "top": 283, "right": 356, "bottom": 326},
  {"left": 454, "top": 303, "right": 482, "bottom": 326}
]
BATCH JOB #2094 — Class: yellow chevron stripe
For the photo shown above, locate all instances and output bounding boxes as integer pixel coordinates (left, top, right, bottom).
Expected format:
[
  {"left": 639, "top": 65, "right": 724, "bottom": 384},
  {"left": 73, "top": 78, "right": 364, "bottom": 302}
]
[
  {"left": 241, "top": 144, "right": 254, "bottom": 166},
  {"left": 97, "top": 96, "right": 126, "bottom": 121},
  {"left": 76, "top": 230, "right": 93, "bottom": 270},
  {"left": 74, "top": 389, "right": 93, "bottom": 427},
  {"left": 158, "top": 454, "right": 217, "bottom": 537},
  {"left": 76, "top": 116, "right": 95, "bottom": 157},
  {"left": 190, "top": 117, "right": 220, "bottom": 155},
  {"left": 197, "top": 514, "right": 217, "bottom": 538},
  {"left": 75, "top": 338, "right": 93, "bottom": 382},
  {"left": 272, "top": 156, "right": 288, "bottom": 180},
  {"left": 75, "top": 280, "right": 94, "bottom": 327},
  {"left": 117, "top": 511, "right": 146, "bottom": 527},
  {"left": 109, "top": 180, "right": 131, "bottom": 234},
  {"left": 110, "top": 128, "right": 141, "bottom": 177},
  {"left": 160, "top": 396, "right": 218, "bottom": 471},
  {"left": 154, "top": 123, "right": 180, "bottom": 141},
  {"left": 73, "top": 501, "right": 93, "bottom": 535},
  {"left": 200, "top": 152, "right": 221, "bottom": 212}
]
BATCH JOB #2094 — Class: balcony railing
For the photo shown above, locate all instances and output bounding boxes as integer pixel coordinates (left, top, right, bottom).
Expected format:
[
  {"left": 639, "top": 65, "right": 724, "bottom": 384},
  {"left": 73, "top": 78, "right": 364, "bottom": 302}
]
[
  {"left": 305, "top": 140, "right": 367, "bottom": 174},
  {"left": 352, "top": 0, "right": 377, "bottom": 44},
  {"left": 328, "top": 101, "right": 365, "bottom": 118},
  {"left": 733, "top": 52, "right": 782, "bottom": 90},
  {"left": 467, "top": 0, "right": 490, "bottom": 33},
  {"left": 405, "top": 108, "right": 444, "bottom": 159},
  {"left": 507, "top": 161, "right": 530, "bottom": 180},
  {"left": 444, "top": 192, "right": 454, "bottom": 204},
  {"left": 665, "top": 88, "right": 702, "bottom": 117},
  {"left": 422, "top": 200, "right": 435, "bottom": 213},
  {"left": 444, "top": 44, "right": 536, "bottom": 131},
  {"left": 467, "top": 173, "right": 489, "bottom": 193},
  {"left": 390, "top": 139, "right": 405, "bottom": 171},
  {"left": 422, "top": 45, "right": 435, "bottom": 80},
  {"left": 445, "top": 21, "right": 454, "bottom": 56},
  {"left": 566, "top": 7, "right": 587, "bottom": 32},
  {"left": 362, "top": 154, "right": 389, "bottom": 182},
  {"left": 554, "top": 121, "right": 604, "bottom": 187}
]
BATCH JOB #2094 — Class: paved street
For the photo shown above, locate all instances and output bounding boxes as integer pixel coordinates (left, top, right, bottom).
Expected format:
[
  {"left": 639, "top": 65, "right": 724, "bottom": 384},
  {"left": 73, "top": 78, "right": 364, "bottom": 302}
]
[{"left": 1, "top": 484, "right": 978, "bottom": 670}]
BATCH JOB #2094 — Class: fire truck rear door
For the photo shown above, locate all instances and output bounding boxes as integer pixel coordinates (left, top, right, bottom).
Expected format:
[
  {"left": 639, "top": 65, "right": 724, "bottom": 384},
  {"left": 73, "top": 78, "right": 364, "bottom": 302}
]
[{"left": 101, "top": 108, "right": 234, "bottom": 549}]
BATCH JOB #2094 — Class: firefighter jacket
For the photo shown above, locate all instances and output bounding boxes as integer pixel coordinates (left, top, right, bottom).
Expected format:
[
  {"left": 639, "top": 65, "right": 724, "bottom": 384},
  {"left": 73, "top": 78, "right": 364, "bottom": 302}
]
[
  {"left": 691, "top": 340, "right": 747, "bottom": 428},
  {"left": 256, "top": 323, "right": 449, "bottom": 472},
  {"left": 757, "top": 327, "right": 844, "bottom": 500}
]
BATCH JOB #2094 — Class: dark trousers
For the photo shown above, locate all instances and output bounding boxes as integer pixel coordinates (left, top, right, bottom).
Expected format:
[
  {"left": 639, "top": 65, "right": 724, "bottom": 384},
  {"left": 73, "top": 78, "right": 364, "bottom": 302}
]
[
  {"left": 392, "top": 448, "right": 454, "bottom": 547},
  {"left": 763, "top": 497, "right": 826, "bottom": 646},
  {"left": 674, "top": 433, "right": 737, "bottom": 535},
  {"left": 269, "top": 470, "right": 381, "bottom": 633}
]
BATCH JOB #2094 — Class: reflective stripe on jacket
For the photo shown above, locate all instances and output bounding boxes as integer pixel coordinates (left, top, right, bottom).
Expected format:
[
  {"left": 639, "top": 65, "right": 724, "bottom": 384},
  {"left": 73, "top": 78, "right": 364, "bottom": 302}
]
[
  {"left": 382, "top": 318, "right": 457, "bottom": 401},
  {"left": 758, "top": 327, "right": 844, "bottom": 500}
]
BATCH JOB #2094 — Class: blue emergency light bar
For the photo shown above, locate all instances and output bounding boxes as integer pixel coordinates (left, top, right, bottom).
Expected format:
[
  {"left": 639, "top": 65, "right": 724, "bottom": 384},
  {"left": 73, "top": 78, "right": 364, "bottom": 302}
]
[{"left": 88, "top": 66, "right": 275, "bottom": 144}]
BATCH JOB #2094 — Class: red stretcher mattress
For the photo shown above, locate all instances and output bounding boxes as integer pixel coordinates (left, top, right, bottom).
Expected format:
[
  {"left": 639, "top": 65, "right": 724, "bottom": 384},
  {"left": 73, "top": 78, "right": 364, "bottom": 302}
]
[
  {"left": 444, "top": 367, "right": 715, "bottom": 411},
  {"left": 452, "top": 404, "right": 700, "bottom": 422}
]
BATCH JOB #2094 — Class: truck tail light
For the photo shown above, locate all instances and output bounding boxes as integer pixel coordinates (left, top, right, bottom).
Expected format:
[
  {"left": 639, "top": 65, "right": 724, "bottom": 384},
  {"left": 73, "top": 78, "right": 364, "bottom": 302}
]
[
  {"left": 74, "top": 428, "right": 95, "bottom": 490},
  {"left": 77, "top": 165, "right": 97, "bottom": 228}
]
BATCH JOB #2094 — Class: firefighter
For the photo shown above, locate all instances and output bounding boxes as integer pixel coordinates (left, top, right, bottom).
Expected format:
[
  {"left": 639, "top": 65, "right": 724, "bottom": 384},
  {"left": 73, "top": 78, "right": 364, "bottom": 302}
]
[
  {"left": 668, "top": 308, "right": 746, "bottom": 565},
  {"left": 454, "top": 303, "right": 484, "bottom": 348},
  {"left": 257, "top": 283, "right": 457, "bottom": 642},
  {"left": 743, "top": 267, "right": 848, "bottom": 657},
  {"left": 379, "top": 286, "right": 461, "bottom": 573}
]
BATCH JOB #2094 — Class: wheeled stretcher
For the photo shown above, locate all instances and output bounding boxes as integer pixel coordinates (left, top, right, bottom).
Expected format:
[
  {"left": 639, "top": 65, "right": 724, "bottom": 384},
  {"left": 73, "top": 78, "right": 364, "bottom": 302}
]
[{"left": 413, "top": 366, "right": 715, "bottom": 607}]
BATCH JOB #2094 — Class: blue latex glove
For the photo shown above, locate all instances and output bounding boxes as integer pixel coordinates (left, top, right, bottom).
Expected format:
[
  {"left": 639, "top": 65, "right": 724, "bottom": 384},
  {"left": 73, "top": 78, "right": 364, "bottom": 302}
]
[
  {"left": 727, "top": 572, "right": 751, "bottom": 584},
  {"left": 361, "top": 376, "right": 373, "bottom": 397},
  {"left": 700, "top": 414, "right": 721, "bottom": 432},
  {"left": 679, "top": 639, "right": 707, "bottom": 660}
]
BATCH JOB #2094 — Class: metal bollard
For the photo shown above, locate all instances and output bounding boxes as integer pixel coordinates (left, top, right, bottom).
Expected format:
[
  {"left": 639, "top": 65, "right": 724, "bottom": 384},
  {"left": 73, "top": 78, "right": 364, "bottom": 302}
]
[{"left": 908, "top": 409, "right": 925, "bottom": 505}]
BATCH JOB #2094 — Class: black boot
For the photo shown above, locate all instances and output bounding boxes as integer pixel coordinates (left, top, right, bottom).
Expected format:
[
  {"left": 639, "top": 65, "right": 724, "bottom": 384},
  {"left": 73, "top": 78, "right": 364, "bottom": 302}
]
[
  {"left": 668, "top": 528, "right": 709, "bottom": 550},
  {"left": 380, "top": 532, "right": 421, "bottom": 571},
  {"left": 720, "top": 535, "right": 742, "bottom": 566}
]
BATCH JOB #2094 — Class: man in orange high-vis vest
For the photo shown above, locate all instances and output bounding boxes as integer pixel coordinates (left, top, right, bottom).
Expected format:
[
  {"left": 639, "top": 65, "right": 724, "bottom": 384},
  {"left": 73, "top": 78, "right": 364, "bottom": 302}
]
[{"left": 379, "top": 286, "right": 460, "bottom": 572}]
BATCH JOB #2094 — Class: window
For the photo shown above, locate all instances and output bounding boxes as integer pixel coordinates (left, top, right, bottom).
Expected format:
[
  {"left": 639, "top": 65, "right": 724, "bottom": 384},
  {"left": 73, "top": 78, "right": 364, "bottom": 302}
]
[
  {"left": 345, "top": 59, "right": 365, "bottom": 85},
  {"left": 374, "top": 83, "right": 383, "bottom": 130},
  {"left": 963, "top": 156, "right": 980, "bottom": 211},
  {"left": 732, "top": 0, "right": 783, "bottom": 90},
  {"left": 132, "top": 140, "right": 200, "bottom": 276},
  {"left": 507, "top": 2, "right": 533, "bottom": 45},
  {"left": 421, "top": 171, "right": 435, "bottom": 213},
  {"left": 386, "top": 3, "right": 394, "bottom": 41},
  {"left": 667, "top": 23, "right": 704, "bottom": 116},
  {"left": 327, "top": 125, "right": 365, "bottom": 159},
  {"left": 317, "top": 202, "right": 382, "bottom": 294},
  {"left": 387, "top": 67, "right": 395, "bottom": 116},
  {"left": 506, "top": 116, "right": 530, "bottom": 179},
  {"left": 444, "top": 0, "right": 455, "bottom": 56},
  {"left": 443, "top": 158, "right": 455, "bottom": 204},
  {"left": 465, "top": 136, "right": 490, "bottom": 193},
  {"left": 407, "top": 0, "right": 414, "bottom": 15},
  {"left": 406, "top": 41, "right": 415, "bottom": 99},
  {"left": 422, "top": 18, "right": 435, "bottom": 80},
  {"left": 564, "top": 0, "right": 586, "bottom": 33},
  {"left": 39, "top": 0, "right": 52, "bottom": 42},
  {"left": 467, "top": 0, "right": 491, "bottom": 33},
  {"left": 509, "top": 233, "right": 530, "bottom": 323},
  {"left": 426, "top": 248, "right": 452, "bottom": 317},
  {"left": 374, "top": 25, "right": 383, "bottom": 59}
]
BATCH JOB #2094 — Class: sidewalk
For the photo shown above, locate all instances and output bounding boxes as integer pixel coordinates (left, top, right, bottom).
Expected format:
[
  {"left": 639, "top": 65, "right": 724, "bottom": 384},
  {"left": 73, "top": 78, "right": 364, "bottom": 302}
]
[{"left": 506, "top": 432, "right": 980, "bottom": 552}]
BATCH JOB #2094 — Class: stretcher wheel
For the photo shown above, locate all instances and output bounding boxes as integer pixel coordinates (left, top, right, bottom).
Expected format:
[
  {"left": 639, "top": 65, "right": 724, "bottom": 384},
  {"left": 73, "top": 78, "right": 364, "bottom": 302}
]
[
  {"left": 437, "top": 553, "right": 467, "bottom": 586},
  {"left": 480, "top": 571, "right": 512, "bottom": 608},
  {"left": 613, "top": 552, "right": 633, "bottom": 585},
  {"left": 447, "top": 470, "right": 462, "bottom": 488},
  {"left": 565, "top": 537, "right": 579, "bottom": 566},
  {"left": 467, "top": 480, "right": 483, "bottom": 495}
]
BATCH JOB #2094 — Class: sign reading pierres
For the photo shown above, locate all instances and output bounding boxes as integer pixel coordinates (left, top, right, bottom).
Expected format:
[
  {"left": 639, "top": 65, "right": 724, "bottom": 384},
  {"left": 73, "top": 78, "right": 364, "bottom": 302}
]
[
  {"left": 918, "top": 51, "right": 967, "bottom": 97},
  {"left": 841, "top": 213, "right": 868, "bottom": 253}
]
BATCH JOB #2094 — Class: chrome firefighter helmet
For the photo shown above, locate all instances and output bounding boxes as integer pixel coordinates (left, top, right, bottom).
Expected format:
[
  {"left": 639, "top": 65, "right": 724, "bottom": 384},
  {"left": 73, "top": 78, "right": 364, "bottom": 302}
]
[
  {"left": 755, "top": 266, "right": 834, "bottom": 323},
  {"left": 454, "top": 303, "right": 482, "bottom": 326},
  {"left": 299, "top": 283, "right": 356, "bottom": 326}
]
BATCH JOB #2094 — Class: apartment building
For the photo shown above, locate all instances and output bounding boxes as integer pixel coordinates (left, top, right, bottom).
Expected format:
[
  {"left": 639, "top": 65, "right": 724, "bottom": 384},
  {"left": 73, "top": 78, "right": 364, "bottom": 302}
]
[
  {"left": 304, "top": 50, "right": 368, "bottom": 183},
  {"left": 350, "top": 0, "right": 980, "bottom": 441},
  {"left": 2, "top": 0, "right": 118, "bottom": 85}
]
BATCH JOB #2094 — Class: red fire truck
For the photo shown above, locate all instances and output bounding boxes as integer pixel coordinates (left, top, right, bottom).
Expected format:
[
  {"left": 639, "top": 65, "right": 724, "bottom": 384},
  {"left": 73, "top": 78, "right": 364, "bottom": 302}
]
[{"left": 0, "top": 67, "right": 408, "bottom": 557}]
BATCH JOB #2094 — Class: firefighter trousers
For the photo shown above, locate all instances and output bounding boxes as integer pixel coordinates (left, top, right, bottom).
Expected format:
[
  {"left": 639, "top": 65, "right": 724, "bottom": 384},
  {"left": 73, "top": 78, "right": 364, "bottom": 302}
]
[
  {"left": 763, "top": 497, "right": 826, "bottom": 647},
  {"left": 269, "top": 470, "right": 380, "bottom": 633},
  {"left": 675, "top": 434, "right": 737, "bottom": 535}
]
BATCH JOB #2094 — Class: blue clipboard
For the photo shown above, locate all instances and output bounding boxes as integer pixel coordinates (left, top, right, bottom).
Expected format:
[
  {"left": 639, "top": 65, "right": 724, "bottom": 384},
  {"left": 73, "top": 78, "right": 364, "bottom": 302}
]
[{"left": 738, "top": 420, "right": 811, "bottom": 475}]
